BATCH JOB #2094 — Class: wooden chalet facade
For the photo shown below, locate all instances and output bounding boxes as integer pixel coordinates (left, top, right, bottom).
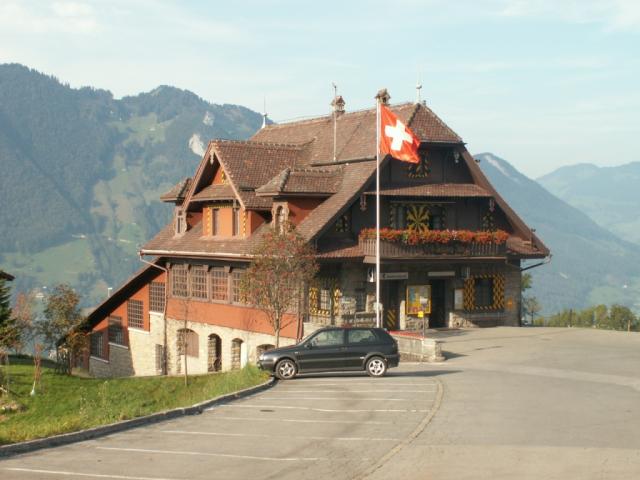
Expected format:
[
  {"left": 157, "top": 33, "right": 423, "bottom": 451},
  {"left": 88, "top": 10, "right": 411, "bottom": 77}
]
[{"left": 83, "top": 96, "right": 548, "bottom": 378}]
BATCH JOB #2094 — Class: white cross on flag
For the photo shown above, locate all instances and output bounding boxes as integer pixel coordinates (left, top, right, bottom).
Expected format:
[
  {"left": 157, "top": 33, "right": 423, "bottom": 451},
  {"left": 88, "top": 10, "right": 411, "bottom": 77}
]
[{"left": 379, "top": 103, "right": 421, "bottom": 163}]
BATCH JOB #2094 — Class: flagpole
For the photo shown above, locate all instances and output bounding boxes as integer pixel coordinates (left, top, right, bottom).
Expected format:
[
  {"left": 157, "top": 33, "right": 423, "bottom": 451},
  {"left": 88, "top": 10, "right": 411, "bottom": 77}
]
[{"left": 375, "top": 97, "right": 381, "bottom": 329}]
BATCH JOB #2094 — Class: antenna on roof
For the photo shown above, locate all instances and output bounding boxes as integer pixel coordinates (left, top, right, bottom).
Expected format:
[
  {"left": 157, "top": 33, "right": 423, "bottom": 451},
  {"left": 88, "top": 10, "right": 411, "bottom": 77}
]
[
  {"left": 415, "top": 70, "right": 423, "bottom": 104},
  {"left": 331, "top": 82, "right": 338, "bottom": 161},
  {"left": 261, "top": 96, "right": 268, "bottom": 129}
]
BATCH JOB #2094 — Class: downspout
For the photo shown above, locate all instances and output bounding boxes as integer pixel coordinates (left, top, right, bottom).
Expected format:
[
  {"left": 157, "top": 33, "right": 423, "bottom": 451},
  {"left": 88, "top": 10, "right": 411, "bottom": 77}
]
[{"left": 139, "top": 254, "right": 169, "bottom": 375}]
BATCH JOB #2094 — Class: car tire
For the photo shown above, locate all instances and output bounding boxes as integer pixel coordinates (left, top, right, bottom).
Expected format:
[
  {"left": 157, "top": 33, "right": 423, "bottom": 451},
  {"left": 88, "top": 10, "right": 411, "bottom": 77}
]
[
  {"left": 366, "top": 356, "right": 387, "bottom": 377},
  {"left": 275, "top": 359, "right": 297, "bottom": 380}
]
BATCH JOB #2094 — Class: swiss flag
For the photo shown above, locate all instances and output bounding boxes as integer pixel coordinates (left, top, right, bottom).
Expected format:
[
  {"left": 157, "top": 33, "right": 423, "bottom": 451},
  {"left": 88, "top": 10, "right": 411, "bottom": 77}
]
[{"left": 379, "top": 104, "right": 421, "bottom": 163}]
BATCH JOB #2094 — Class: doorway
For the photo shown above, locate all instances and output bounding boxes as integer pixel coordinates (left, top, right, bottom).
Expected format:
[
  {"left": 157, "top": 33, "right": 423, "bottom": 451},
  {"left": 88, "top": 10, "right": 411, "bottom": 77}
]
[
  {"left": 383, "top": 281, "right": 401, "bottom": 330},
  {"left": 429, "top": 280, "right": 447, "bottom": 328}
]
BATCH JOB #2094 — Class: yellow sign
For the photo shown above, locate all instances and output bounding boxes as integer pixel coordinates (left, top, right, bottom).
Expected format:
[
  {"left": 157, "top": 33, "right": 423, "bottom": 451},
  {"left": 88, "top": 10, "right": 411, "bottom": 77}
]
[{"left": 406, "top": 285, "right": 431, "bottom": 315}]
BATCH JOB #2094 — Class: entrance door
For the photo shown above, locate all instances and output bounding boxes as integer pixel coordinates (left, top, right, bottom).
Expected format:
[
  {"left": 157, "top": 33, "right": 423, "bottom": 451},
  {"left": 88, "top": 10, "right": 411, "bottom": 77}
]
[
  {"left": 429, "top": 280, "right": 447, "bottom": 328},
  {"left": 383, "top": 281, "right": 400, "bottom": 330}
]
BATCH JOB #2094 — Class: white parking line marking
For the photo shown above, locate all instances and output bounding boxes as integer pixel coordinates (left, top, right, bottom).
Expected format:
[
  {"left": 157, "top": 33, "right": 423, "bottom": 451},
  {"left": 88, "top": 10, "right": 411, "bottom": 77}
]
[
  {"left": 285, "top": 382, "right": 436, "bottom": 387},
  {"left": 273, "top": 389, "right": 435, "bottom": 393},
  {"left": 3, "top": 468, "right": 182, "bottom": 480},
  {"left": 96, "top": 447, "right": 322, "bottom": 462},
  {"left": 203, "top": 416, "right": 411, "bottom": 425},
  {"left": 161, "top": 430, "right": 399, "bottom": 441},
  {"left": 216, "top": 404, "right": 429, "bottom": 413},
  {"left": 259, "top": 396, "right": 417, "bottom": 401}
]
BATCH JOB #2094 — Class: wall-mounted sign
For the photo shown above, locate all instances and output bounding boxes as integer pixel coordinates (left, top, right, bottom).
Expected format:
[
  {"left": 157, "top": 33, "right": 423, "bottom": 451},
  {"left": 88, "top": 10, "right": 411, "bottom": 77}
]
[
  {"left": 381, "top": 272, "right": 409, "bottom": 280},
  {"left": 406, "top": 284, "right": 431, "bottom": 315},
  {"left": 428, "top": 271, "right": 455, "bottom": 278},
  {"left": 454, "top": 288, "right": 464, "bottom": 310}
]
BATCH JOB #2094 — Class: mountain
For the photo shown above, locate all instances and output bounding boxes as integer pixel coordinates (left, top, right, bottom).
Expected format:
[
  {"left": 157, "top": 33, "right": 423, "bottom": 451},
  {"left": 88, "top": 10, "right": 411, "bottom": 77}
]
[
  {"left": 476, "top": 153, "right": 640, "bottom": 314},
  {"left": 538, "top": 163, "right": 640, "bottom": 245},
  {"left": 0, "top": 64, "right": 263, "bottom": 305}
]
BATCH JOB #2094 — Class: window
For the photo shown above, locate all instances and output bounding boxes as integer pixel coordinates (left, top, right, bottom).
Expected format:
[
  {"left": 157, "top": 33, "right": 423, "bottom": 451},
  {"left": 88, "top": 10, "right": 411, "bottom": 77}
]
[
  {"left": 231, "top": 338, "right": 243, "bottom": 369},
  {"left": 175, "top": 210, "right": 186, "bottom": 235},
  {"left": 171, "top": 264, "right": 188, "bottom": 297},
  {"left": 474, "top": 277, "right": 494, "bottom": 309},
  {"left": 210, "top": 267, "right": 229, "bottom": 301},
  {"left": 127, "top": 299, "right": 144, "bottom": 330},
  {"left": 208, "top": 334, "right": 222, "bottom": 372},
  {"left": 232, "top": 208, "right": 241, "bottom": 236},
  {"left": 334, "top": 212, "right": 351, "bottom": 233},
  {"left": 231, "top": 269, "right": 245, "bottom": 303},
  {"left": 190, "top": 266, "right": 208, "bottom": 300},
  {"left": 212, "top": 208, "right": 219, "bottom": 236},
  {"left": 108, "top": 316, "right": 125, "bottom": 345},
  {"left": 155, "top": 344, "right": 165, "bottom": 373},
  {"left": 309, "top": 329, "right": 344, "bottom": 347},
  {"left": 320, "top": 288, "right": 331, "bottom": 311},
  {"left": 274, "top": 205, "right": 288, "bottom": 233},
  {"left": 90, "top": 331, "right": 105, "bottom": 358},
  {"left": 347, "top": 329, "right": 378, "bottom": 345},
  {"left": 355, "top": 289, "right": 366, "bottom": 312},
  {"left": 177, "top": 328, "right": 199, "bottom": 357},
  {"left": 149, "top": 282, "right": 165, "bottom": 312}
]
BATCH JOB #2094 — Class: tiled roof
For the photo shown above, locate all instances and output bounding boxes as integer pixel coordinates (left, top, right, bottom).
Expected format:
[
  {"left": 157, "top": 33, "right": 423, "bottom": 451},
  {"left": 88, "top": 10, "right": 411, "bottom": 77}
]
[
  {"left": 191, "top": 184, "right": 236, "bottom": 202},
  {"left": 160, "top": 178, "right": 191, "bottom": 202},
  {"left": 210, "top": 140, "right": 312, "bottom": 209},
  {"left": 255, "top": 167, "right": 342, "bottom": 196},
  {"left": 316, "top": 240, "right": 364, "bottom": 259},
  {"left": 142, "top": 222, "right": 268, "bottom": 257},
  {"left": 506, "top": 236, "right": 546, "bottom": 258},
  {"left": 364, "top": 183, "right": 491, "bottom": 197},
  {"left": 251, "top": 103, "right": 462, "bottom": 165}
]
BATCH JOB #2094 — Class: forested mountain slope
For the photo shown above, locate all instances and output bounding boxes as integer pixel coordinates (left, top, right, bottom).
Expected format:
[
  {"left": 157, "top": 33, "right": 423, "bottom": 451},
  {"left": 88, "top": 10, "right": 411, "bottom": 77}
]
[{"left": 0, "top": 64, "right": 262, "bottom": 305}]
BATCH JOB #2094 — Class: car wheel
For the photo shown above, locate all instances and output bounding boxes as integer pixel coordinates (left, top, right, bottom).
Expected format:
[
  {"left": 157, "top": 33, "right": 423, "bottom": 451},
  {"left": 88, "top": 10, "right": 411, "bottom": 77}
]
[
  {"left": 366, "top": 356, "right": 387, "bottom": 377},
  {"left": 275, "top": 359, "right": 297, "bottom": 380}
]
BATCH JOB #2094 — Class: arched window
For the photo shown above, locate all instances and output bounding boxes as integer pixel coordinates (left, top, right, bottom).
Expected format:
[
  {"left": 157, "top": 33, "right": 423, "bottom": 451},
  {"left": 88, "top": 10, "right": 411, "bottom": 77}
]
[
  {"left": 231, "top": 338, "right": 243, "bottom": 370},
  {"left": 177, "top": 328, "right": 199, "bottom": 358},
  {"left": 208, "top": 334, "right": 222, "bottom": 372}
]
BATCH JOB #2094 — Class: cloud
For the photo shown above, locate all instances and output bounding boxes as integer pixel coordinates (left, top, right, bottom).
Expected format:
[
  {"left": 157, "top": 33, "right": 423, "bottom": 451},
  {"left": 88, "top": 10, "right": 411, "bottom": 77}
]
[
  {"left": 497, "top": 0, "right": 640, "bottom": 32},
  {"left": 0, "top": 1, "right": 100, "bottom": 34}
]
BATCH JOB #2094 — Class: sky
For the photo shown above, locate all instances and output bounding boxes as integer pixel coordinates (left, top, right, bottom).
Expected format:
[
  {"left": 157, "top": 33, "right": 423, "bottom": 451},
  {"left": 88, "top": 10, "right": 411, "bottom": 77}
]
[{"left": 1, "top": 0, "right": 639, "bottom": 178}]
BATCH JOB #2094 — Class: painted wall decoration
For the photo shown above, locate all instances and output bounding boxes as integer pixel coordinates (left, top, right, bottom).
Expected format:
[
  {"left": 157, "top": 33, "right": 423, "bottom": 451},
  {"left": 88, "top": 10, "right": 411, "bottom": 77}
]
[{"left": 406, "top": 284, "right": 431, "bottom": 315}]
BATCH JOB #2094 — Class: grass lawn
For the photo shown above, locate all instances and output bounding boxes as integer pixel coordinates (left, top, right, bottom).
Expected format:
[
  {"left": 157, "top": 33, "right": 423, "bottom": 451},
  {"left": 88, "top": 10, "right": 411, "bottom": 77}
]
[{"left": 0, "top": 357, "right": 269, "bottom": 445}]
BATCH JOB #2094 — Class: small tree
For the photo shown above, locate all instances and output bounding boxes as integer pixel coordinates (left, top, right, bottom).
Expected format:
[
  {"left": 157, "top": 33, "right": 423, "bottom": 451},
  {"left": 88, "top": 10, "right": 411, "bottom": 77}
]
[
  {"left": 608, "top": 304, "right": 637, "bottom": 332},
  {"left": 0, "top": 278, "right": 17, "bottom": 395},
  {"left": 241, "top": 226, "right": 318, "bottom": 347},
  {"left": 11, "top": 291, "right": 37, "bottom": 353},
  {"left": 523, "top": 296, "right": 542, "bottom": 325},
  {"left": 40, "top": 284, "right": 85, "bottom": 374}
]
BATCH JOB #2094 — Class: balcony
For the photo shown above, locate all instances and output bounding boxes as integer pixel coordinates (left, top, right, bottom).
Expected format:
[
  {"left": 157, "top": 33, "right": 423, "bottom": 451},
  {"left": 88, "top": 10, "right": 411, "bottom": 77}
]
[{"left": 360, "top": 238, "right": 505, "bottom": 258}]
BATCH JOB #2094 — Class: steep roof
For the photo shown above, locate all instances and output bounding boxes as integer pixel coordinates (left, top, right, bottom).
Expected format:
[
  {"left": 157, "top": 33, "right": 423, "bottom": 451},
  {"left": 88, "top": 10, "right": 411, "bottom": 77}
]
[
  {"left": 364, "top": 183, "right": 491, "bottom": 198},
  {"left": 252, "top": 102, "right": 462, "bottom": 165},
  {"left": 255, "top": 167, "right": 342, "bottom": 197},
  {"left": 160, "top": 178, "right": 191, "bottom": 203}
]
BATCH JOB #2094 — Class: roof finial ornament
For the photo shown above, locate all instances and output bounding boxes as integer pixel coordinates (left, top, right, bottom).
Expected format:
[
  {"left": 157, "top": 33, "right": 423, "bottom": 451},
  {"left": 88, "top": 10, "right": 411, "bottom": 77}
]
[
  {"left": 261, "top": 96, "right": 268, "bottom": 129},
  {"left": 375, "top": 88, "right": 390, "bottom": 105},
  {"left": 416, "top": 81, "right": 422, "bottom": 104}
]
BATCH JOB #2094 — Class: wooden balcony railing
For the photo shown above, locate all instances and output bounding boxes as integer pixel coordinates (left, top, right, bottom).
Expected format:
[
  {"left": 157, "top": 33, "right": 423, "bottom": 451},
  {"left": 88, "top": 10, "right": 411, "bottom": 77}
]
[{"left": 359, "top": 238, "right": 506, "bottom": 258}]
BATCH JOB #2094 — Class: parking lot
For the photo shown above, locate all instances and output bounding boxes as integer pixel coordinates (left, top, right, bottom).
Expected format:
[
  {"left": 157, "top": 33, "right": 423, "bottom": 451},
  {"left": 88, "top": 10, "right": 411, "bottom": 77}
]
[{"left": 0, "top": 368, "right": 443, "bottom": 480}]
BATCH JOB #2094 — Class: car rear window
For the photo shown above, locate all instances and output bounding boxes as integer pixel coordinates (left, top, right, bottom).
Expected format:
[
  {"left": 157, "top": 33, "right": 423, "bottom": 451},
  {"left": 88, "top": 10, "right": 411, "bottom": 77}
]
[{"left": 347, "top": 329, "right": 379, "bottom": 344}]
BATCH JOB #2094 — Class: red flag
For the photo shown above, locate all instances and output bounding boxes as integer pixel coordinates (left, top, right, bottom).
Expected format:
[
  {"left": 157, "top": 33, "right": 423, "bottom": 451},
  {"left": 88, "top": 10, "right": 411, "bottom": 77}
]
[{"left": 379, "top": 103, "right": 421, "bottom": 163}]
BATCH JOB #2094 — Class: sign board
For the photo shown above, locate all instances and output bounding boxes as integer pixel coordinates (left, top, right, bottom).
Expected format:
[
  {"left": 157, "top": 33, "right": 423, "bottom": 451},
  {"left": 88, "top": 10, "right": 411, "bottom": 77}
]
[
  {"left": 340, "top": 297, "right": 356, "bottom": 315},
  {"left": 406, "top": 284, "right": 431, "bottom": 315},
  {"left": 454, "top": 288, "right": 464, "bottom": 310},
  {"left": 381, "top": 272, "right": 409, "bottom": 280},
  {"left": 428, "top": 271, "right": 455, "bottom": 278}
]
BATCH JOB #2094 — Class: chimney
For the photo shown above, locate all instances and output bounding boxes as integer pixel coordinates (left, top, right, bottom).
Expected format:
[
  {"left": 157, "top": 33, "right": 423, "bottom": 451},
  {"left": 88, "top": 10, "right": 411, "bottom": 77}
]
[
  {"left": 375, "top": 88, "right": 391, "bottom": 105},
  {"left": 331, "top": 95, "right": 346, "bottom": 115}
]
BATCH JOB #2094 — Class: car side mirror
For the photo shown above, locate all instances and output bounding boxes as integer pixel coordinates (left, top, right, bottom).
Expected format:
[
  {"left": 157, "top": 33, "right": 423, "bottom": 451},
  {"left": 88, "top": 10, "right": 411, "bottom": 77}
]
[{"left": 304, "top": 342, "right": 313, "bottom": 349}]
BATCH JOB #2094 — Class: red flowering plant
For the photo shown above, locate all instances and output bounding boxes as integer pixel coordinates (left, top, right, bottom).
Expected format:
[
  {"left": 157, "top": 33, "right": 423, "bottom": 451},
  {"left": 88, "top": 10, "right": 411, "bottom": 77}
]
[{"left": 359, "top": 228, "right": 509, "bottom": 245}]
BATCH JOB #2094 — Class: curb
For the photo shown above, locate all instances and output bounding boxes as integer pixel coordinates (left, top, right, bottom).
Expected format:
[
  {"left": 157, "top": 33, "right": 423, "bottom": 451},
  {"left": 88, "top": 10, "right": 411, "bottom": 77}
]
[{"left": 0, "top": 376, "right": 276, "bottom": 459}]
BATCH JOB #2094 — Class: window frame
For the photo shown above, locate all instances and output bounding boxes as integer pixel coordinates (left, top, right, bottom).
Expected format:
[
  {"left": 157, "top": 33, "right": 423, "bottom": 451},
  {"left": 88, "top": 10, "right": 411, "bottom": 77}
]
[
  {"left": 210, "top": 267, "right": 229, "bottom": 302},
  {"left": 189, "top": 265, "right": 209, "bottom": 301},
  {"left": 127, "top": 299, "right": 144, "bottom": 330},
  {"left": 90, "top": 331, "right": 106, "bottom": 359},
  {"left": 474, "top": 277, "right": 495, "bottom": 309},
  {"left": 171, "top": 264, "right": 189, "bottom": 298},
  {"left": 108, "top": 316, "right": 126, "bottom": 346},
  {"left": 149, "top": 281, "right": 166, "bottom": 313},
  {"left": 307, "top": 329, "right": 345, "bottom": 348}
]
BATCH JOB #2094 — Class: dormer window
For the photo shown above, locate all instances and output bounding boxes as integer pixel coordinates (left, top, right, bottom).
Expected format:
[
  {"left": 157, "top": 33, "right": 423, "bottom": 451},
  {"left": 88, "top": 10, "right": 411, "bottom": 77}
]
[
  {"left": 232, "top": 207, "right": 241, "bottom": 236},
  {"left": 175, "top": 209, "right": 187, "bottom": 236},
  {"left": 273, "top": 204, "right": 289, "bottom": 234}
]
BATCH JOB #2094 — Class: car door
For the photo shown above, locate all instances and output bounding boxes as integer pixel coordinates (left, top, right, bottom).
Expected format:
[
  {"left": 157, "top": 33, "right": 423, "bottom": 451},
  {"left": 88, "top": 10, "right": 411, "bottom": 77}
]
[
  {"left": 344, "top": 328, "right": 383, "bottom": 369},
  {"left": 296, "top": 329, "right": 346, "bottom": 372}
]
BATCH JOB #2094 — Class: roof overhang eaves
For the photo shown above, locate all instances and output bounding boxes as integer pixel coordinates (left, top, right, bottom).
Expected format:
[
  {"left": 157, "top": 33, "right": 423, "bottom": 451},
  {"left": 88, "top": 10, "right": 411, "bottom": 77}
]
[{"left": 140, "top": 249, "right": 254, "bottom": 260}]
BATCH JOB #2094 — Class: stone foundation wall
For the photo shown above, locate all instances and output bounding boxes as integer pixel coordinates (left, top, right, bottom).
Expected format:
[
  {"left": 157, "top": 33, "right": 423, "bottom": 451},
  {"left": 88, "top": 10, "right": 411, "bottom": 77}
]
[{"left": 90, "top": 312, "right": 295, "bottom": 378}]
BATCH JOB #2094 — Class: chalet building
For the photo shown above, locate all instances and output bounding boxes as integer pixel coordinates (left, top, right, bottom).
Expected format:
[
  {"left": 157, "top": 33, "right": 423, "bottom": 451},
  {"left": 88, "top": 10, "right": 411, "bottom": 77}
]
[{"left": 83, "top": 93, "right": 548, "bottom": 378}]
